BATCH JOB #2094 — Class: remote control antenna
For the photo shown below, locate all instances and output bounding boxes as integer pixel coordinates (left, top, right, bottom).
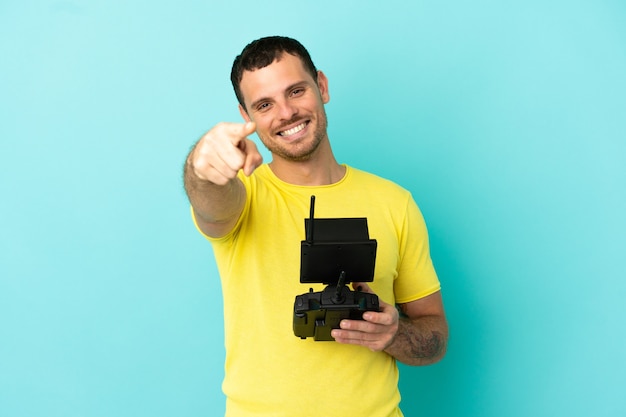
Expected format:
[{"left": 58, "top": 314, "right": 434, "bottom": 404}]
[{"left": 307, "top": 195, "right": 316, "bottom": 243}]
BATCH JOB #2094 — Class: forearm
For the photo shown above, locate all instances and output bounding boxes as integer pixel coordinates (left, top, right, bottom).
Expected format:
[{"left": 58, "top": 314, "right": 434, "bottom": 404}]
[
  {"left": 384, "top": 314, "right": 448, "bottom": 366},
  {"left": 183, "top": 154, "right": 245, "bottom": 236}
]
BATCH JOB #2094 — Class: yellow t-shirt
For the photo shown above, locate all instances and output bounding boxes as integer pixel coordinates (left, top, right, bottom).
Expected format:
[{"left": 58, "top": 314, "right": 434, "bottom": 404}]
[{"left": 194, "top": 165, "right": 440, "bottom": 417}]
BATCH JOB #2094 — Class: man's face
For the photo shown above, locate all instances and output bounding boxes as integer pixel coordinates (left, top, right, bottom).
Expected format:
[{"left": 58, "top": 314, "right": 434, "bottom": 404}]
[{"left": 238, "top": 53, "right": 330, "bottom": 162}]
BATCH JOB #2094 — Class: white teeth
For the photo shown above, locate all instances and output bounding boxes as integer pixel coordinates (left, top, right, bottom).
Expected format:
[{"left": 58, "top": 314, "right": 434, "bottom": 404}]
[{"left": 280, "top": 122, "right": 306, "bottom": 136}]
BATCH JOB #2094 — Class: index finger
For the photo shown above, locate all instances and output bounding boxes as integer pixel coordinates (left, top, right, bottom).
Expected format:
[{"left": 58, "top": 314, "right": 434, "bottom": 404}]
[
  {"left": 217, "top": 121, "right": 256, "bottom": 145},
  {"left": 362, "top": 303, "right": 397, "bottom": 325}
]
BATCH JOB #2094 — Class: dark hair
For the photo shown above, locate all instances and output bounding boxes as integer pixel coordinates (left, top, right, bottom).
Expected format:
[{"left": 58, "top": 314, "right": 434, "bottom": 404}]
[{"left": 231, "top": 36, "right": 318, "bottom": 109}]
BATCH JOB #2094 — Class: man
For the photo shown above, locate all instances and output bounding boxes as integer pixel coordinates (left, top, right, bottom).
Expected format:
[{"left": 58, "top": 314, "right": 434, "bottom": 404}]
[{"left": 184, "top": 36, "right": 448, "bottom": 417}]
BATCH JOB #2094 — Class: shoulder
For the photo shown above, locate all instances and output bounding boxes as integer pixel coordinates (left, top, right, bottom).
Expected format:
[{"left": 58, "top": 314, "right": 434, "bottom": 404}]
[
  {"left": 348, "top": 166, "right": 407, "bottom": 188},
  {"left": 346, "top": 166, "right": 413, "bottom": 202}
]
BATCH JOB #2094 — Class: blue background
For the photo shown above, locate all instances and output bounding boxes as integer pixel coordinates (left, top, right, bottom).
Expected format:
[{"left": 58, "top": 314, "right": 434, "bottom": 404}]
[{"left": 1, "top": 1, "right": 625, "bottom": 416}]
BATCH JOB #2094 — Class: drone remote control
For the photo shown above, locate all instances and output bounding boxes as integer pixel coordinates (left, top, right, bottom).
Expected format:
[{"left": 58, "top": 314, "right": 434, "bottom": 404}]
[{"left": 292, "top": 196, "right": 379, "bottom": 341}]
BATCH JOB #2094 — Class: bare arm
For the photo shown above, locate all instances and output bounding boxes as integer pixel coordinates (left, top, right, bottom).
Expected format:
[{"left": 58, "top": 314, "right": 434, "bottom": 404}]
[
  {"left": 383, "top": 292, "right": 448, "bottom": 366},
  {"left": 331, "top": 285, "right": 448, "bottom": 366},
  {"left": 183, "top": 122, "right": 262, "bottom": 238}
]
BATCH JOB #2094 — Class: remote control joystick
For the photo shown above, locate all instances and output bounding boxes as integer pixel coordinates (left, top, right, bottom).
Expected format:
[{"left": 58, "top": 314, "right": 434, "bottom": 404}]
[{"left": 293, "top": 196, "right": 380, "bottom": 341}]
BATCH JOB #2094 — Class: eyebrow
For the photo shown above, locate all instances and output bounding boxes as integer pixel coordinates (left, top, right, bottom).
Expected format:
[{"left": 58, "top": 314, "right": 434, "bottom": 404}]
[{"left": 249, "top": 81, "right": 310, "bottom": 111}]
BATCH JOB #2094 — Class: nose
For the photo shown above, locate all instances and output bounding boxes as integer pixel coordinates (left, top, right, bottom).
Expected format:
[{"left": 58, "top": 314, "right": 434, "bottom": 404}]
[{"left": 276, "top": 99, "right": 298, "bottom": 121}]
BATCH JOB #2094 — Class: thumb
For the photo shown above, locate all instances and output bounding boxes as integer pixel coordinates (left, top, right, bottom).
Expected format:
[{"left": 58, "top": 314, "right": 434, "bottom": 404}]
[
  {"left": 352, "top": 282, "right": 374, "bottom": 294},
  {"left": 242, "top": 139, "right": 263, "bottom": 176}
]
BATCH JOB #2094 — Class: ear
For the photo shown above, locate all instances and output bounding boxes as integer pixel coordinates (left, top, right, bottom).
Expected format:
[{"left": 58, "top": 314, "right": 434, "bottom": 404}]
[
  {"left": 239, "top": 104, "right": 252, "bottom": 122},
  {"left": 316, "top": 70, "right": 330, "bottom": 104}
]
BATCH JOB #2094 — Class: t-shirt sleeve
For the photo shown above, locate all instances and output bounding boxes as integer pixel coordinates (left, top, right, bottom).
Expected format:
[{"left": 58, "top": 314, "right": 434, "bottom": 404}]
[{"left": 393, "top": 195, "right": 441, "bottom": 304}]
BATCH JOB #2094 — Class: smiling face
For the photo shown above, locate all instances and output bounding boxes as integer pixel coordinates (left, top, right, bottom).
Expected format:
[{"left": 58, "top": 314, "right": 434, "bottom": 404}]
[{"left": 238, "top": 53, "right": 330, "bottom": 162}]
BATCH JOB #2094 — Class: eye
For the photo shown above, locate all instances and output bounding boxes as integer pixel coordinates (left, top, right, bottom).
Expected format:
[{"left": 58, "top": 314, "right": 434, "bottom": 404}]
[
  {"left": 290, "top": 87, "right": 305, "bottom": 97},
  {"left": 257, "top": 102, "right": 271, "bottom": 112}
]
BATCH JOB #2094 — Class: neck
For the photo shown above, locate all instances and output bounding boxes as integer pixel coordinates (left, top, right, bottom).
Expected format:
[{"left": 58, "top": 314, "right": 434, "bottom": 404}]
[{"left": 269, "top": 149, "right": 345, "bottom": 186}]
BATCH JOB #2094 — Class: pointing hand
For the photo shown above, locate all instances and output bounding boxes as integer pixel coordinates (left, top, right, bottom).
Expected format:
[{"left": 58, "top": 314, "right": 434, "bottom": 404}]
[{"left": 190, "top": 122, "right": 263, "bottom": 185}]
